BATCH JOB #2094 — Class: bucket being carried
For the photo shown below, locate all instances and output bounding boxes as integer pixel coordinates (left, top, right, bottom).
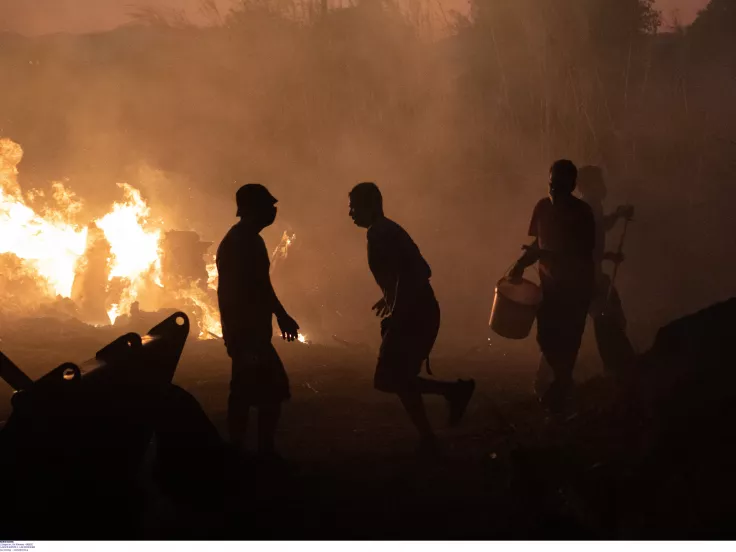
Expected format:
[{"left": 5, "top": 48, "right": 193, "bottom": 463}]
[{"left": 489, "top": 277, "right": 542, "bottom": 339}]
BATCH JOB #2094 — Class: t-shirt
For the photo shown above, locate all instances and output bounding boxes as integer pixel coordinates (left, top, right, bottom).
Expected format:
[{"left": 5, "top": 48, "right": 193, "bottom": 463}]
[
  {"left": 528, "top": 197, "right": 595, "bottom": 293},
  {"left": 366, "top": 217, "right": 434, "bottom": 317},
  {"left": 216, "top": 222, "right": 274, "bottom": 347}
]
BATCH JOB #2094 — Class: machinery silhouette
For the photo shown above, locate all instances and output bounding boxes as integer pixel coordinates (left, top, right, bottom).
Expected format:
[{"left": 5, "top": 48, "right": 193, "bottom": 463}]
[{"left": 0, "top": 313, "right": 228, "bottom": 538}]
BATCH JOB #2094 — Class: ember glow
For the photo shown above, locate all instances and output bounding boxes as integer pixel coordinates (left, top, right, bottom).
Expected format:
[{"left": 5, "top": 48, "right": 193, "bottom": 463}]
[{"left": 270, "top": 231, "right": 296, "bottom": 274}]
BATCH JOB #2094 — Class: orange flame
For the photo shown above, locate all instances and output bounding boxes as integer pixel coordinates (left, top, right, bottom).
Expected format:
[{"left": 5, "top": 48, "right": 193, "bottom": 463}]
[
  {"left": 0, "top": 139, "right": 88, "bottom": 298},
  {"left": 1, "top": 137, "right": 309, "bottom": 343}
]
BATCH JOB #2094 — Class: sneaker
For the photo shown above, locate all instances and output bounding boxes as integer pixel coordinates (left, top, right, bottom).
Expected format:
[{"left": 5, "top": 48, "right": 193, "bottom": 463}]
[{"left": 448, "top": 379, "right": 476, "bottom": 426}]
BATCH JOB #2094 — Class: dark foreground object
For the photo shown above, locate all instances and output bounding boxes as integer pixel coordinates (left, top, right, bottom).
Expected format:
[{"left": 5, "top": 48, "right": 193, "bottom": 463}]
[
  {"left": 507, "top": 297, "right": 736, "bottom": 538},
  {"left": 2, "top": 300, "right": 736, "bottom": 538},
  {"left": 0, "top": 313, "right": 230, "bottom": 539}
]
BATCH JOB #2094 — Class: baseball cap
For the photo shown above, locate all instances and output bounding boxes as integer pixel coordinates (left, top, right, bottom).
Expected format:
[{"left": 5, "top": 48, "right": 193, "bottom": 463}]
[{"left": 235, "top": 183, "right": 278, "bottom": 217}]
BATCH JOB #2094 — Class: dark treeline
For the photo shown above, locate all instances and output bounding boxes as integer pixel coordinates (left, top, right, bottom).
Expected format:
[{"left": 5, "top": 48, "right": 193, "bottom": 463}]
[{"left": 1, "top": 0, "right": 734, "bottom": 351}]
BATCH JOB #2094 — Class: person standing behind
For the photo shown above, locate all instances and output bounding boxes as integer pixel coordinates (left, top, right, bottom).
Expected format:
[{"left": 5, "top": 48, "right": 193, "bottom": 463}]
[
  {"left": 216, "top": 183, "right": 300, "bottom": 460},
  {"left": 510, "top": 160, "right": 596, "bottom": 417},
  {"left": 576, "top": 166, "right": 635, "bottom": 374},
  {"left": 348, "top": 182, "right": 475, "bottom": 455}
]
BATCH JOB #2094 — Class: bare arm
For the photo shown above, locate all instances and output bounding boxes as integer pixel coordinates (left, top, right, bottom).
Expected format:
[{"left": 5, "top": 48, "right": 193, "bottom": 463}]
[
  {"left": 252, "top": 242, "right": 299, "bottom": 341},
  {"left": 265, "top": 278, "right": 288, "bottom": 319},
  {"left": 602, "top": 212, "right": 619, "bottom": 232},
  {"left": 516, "top": 238, "right": 542, "bottom": 268}
]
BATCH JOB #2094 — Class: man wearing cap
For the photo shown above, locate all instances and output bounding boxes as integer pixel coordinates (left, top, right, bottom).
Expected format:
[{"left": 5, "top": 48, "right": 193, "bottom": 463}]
[
  {"left": 349, "top": 182, "right": 475, "bottom": 456},
  {"left": 216, "top": 183, "right": 300, "bottom": 459}
]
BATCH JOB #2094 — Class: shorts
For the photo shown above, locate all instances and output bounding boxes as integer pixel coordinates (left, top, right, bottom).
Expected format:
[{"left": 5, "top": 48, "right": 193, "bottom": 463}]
[
  {"left": 229, "top": 343, "right": 290, "bottom": 407},
  {"left": 374, "top": 298, "right": 440, "bottom": 393}
]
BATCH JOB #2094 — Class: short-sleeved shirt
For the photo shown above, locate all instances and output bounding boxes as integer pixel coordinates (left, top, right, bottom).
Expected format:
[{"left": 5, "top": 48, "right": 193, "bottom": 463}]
[
  {"left": 528, "top": 197, "right": 595, "bottom": 293},
  {"left": 216, "top": 222, "right": 273, "bottom": 347},
  {"left": 366, "top": 217, "right": 433, "bottom": 317}
]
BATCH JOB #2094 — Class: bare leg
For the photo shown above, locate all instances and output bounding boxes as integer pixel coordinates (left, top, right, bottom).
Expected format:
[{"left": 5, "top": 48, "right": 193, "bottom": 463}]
[
  {"left": 257, "top": 403, "right": 282, "bottom": 455},
  {"left": 534, "top": 354, "right": 554, "bottom": 400},
  {"left": 397, "top": 390, "right": 435, "bottom": 440},
  {"left": 540, "top": 350, "right": 575, "bottom": 416},
  {"left": 416, "top": 377, "right": 476, "bottom": 427}
]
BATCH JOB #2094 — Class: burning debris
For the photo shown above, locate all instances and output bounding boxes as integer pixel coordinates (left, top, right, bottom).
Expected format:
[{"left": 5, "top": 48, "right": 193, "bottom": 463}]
[
  {"left": 162, "top": 231, "right": 212, "bottom": 290},
  {"left": 1, "top": 137, "right": 310, "bottom": 344},
  {"left": 0, "top": 138, "right": 223, "bottom": 339},
  {"left": 0, "top": 139, "right": 89, "bottom": 299}
]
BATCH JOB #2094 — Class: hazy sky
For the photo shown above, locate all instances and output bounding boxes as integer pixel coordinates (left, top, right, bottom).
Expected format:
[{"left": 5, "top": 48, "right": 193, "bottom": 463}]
[
  {"left": 657, "top": 0, "right": 707, "bottom": 26},
  {"left": 0, "top": 0, "right": 711, "bottom": 35}
]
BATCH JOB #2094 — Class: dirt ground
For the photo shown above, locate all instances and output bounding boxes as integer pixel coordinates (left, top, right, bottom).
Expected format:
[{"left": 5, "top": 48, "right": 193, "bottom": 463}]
[
  {"left": 2, "top": 320, "right": 734, "bottom": 539},
  {"left": 0, "top": 324, "right": 612, "bottom": 539}
]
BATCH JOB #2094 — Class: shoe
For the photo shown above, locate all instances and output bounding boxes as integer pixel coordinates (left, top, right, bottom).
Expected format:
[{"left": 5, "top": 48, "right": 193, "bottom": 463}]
[{"left": 448, "top": 379, "right": 476, "bottom": 426}]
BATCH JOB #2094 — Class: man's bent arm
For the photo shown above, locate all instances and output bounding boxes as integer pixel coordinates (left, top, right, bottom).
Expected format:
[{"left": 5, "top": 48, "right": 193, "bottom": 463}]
[{"left": 516, "top": 238, "right": 542, "bottom": 268}]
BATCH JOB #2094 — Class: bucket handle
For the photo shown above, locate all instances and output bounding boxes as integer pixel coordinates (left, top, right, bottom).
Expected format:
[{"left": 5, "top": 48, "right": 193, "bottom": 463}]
[{"left": 499, "top": 259, "right": 540, "bottom": 286}]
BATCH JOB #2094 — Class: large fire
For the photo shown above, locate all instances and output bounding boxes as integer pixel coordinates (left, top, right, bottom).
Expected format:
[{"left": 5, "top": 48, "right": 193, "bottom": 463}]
[
  {"left": 95, "top": 183, "right": 165, "bottom": 325},
  {"left": 0, "top": 138, "right": 219, "bottom": 339},
  {"left": 0, "top": 137, "right": 308, "bottom": 344},
  {"left": 1, "top": 140, "right": 88, "bottom": 299}
]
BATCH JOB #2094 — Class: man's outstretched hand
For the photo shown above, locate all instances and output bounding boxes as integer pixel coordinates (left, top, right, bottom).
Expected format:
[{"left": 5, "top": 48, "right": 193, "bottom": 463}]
[
  {"left": 277, "top": 314, "right": 300, "bottom": 342},
  {"left": 372, "top": 297, "right": 391, "bottom": 318}
]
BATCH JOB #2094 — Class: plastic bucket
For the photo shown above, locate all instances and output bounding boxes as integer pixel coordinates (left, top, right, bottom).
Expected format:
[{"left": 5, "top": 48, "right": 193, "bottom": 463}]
[{"left": 489, "top": 277, "right": 543, "bottom": 339}]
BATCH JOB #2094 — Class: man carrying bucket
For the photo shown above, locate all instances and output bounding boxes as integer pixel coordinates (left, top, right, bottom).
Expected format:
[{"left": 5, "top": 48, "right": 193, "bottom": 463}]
[
  {"left": 509, "top": 160, "right": 596, "bottom": 416},
  {"left": 349, "top": 182, "right": 475, "bottom": 456}
]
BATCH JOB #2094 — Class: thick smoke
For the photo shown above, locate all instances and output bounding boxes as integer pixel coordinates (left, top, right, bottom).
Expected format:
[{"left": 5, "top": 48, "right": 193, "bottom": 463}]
[{"left": 0, "top": 0, "right": 734, "bottom": 354}]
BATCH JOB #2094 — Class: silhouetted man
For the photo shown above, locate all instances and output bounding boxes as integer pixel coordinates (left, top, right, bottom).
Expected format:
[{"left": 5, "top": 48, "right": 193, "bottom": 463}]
[
  {"left": 510, "top": 160, "right": 595, "bottom": 416},
  {"left": 349, "top": 182, "right": 475, "bottom": 455},
  {"left": 577, "top": 166, "right": 635, "bottom": 374},
  {"left": 216, "top": 184, "right": 300, "bottom": 459}
]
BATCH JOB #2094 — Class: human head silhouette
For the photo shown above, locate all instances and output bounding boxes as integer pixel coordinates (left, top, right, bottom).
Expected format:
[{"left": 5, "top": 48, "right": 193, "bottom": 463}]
[
  {"left": 577, "top": 165, "right": 607, "bottom": 203},
  {"left": 349, "top": 182, "right": 384, "bottom": 228},
  {"left": 235, "top": 183, "right": 278, "bottom": 230},
  {"left": 548, "top": 159, "right": 578, "bottom": 204}
]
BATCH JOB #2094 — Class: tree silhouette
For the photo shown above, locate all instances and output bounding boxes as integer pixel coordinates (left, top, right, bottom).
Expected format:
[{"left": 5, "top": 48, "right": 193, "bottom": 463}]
[{"left": 689, "top": 0, "right": 736, "bottom": 60}]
